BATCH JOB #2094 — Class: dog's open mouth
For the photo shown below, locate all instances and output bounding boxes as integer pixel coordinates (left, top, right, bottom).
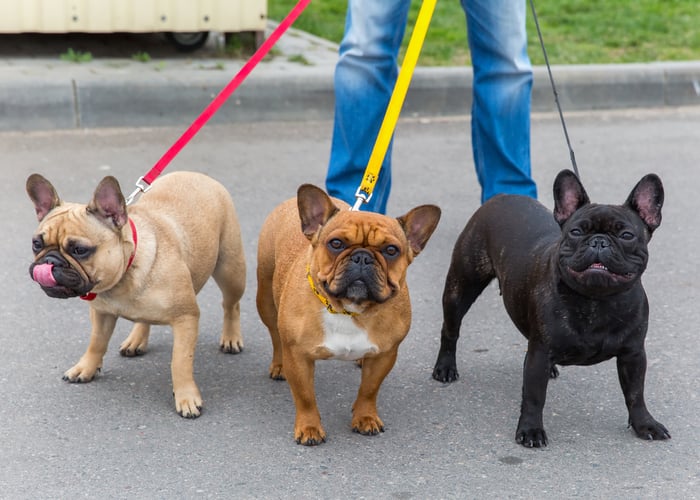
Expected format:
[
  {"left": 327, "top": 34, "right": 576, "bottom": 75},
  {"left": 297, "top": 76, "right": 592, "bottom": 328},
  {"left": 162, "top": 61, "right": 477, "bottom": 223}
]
[{"left": 568, "top": 262, "right": 635, "bottom": 283}]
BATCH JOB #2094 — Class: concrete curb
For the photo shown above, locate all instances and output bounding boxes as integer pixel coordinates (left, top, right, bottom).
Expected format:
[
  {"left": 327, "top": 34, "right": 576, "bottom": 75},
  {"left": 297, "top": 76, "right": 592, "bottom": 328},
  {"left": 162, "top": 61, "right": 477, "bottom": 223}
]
[
  {"left": 395, "top": 62, "right": 700, "bottom": 117},
  {"left": 2, "top": 58, "right": 699, "bottom": 131}
]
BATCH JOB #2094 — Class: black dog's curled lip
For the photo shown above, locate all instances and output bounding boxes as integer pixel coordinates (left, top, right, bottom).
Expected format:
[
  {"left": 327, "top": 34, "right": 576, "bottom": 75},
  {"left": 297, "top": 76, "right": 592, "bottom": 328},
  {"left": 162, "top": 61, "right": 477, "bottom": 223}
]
[{"left": 568, "top": 263, "right": 635, "bottom": 283}]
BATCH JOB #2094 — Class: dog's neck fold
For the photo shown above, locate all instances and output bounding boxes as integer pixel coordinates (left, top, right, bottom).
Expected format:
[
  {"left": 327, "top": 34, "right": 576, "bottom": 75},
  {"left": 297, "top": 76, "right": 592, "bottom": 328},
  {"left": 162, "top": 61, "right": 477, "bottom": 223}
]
[{"left": 80, "top": 218, "right": 138, "bottom": 301}]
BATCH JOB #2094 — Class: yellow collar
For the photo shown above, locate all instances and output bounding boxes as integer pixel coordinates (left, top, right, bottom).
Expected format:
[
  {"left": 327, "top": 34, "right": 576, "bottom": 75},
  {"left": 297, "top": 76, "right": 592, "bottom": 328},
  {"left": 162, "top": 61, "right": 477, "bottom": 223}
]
[{"left": 306, "top": 265, "right": 357, "bottom": 316}]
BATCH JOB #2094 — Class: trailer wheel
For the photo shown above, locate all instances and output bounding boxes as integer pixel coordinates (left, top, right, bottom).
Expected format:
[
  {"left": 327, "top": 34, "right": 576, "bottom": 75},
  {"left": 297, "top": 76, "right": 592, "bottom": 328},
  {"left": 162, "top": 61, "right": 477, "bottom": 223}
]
[{"left": 165, "top": 32, "right": 209, "bottom": 52}]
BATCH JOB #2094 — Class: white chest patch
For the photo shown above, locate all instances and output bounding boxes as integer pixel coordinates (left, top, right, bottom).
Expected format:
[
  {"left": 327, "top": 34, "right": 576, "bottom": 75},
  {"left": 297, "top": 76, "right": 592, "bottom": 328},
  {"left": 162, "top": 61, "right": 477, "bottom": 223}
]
[{"left": 322, "top": 313, "right": 378, "bottom": 361}]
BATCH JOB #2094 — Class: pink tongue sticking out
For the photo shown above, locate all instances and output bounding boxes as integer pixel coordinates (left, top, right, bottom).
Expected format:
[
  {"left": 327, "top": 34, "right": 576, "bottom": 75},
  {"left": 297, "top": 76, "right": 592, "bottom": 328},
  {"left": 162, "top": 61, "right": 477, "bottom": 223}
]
[{"left": 32, "top": 263, "right": 58, "bottom": 287}]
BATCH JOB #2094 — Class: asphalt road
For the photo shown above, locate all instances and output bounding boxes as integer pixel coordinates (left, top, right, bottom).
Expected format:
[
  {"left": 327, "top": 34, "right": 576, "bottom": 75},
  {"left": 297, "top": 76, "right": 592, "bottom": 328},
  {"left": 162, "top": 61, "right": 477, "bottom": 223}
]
[{"left": 1, "top": 108, "right": 698, "bottom": 498}]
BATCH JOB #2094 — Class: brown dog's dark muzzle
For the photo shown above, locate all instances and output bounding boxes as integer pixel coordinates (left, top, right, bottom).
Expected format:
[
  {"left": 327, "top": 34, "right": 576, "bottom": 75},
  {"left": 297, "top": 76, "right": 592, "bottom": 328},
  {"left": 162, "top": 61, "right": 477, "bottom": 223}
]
[{"left": 328, "top": 249, "right": 391, "bottom": 304}]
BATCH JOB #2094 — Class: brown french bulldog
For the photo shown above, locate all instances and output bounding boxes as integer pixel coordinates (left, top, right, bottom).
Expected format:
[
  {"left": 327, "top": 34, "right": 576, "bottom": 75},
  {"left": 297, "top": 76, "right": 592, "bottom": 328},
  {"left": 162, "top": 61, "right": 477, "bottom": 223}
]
[
  {"left": 256, "top": 184, "right": 440, "bottom": 445},
  {"left": 27, "top": 171, "right": 246, "bottom": 418}
]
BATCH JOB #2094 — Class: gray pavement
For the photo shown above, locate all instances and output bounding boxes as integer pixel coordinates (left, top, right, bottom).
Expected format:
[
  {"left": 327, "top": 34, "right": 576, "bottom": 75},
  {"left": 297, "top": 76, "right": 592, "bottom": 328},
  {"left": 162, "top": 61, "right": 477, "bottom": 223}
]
[
  {"left": 1, "top": 22, "right": 699, "bottom": 499},
  {"left": 1, "top": 107, "right": 699, "bottom": 498},
  {"left": 0, "top": 25, "right": 699, "bottom": 130}
]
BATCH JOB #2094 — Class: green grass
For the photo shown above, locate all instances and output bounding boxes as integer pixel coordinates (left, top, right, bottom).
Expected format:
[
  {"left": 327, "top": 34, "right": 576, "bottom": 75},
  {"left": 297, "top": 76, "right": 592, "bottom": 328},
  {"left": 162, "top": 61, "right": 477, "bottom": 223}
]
[
  {"left": 268, "top": 0, "right": 700, "bottom": 65},
  {"left": 59, "top": 48, "right": 93, "bottom": 63},
  {"left": 131, "top": 51, "right": 151, "bottom": 63}
]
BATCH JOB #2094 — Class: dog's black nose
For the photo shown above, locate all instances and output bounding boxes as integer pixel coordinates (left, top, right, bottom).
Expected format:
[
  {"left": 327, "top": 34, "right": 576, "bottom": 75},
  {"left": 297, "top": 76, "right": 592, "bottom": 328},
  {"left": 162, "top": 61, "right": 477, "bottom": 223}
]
[
  {"left": 589, "top": 236, "right": 610, "bottom": 249},
  {"left": 351, "top": 249, "right": 374, "bottom": 266},
  {"left": 44, "top": 251, "right": 65, "bottom": 267}
]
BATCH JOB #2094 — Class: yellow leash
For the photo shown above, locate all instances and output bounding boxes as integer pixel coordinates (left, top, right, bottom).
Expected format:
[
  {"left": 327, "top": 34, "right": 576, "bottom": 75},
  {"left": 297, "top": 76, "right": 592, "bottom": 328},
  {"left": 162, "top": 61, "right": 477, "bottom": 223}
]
[{"left": 352, "top": 0, "right": 437, "bottom": 211}]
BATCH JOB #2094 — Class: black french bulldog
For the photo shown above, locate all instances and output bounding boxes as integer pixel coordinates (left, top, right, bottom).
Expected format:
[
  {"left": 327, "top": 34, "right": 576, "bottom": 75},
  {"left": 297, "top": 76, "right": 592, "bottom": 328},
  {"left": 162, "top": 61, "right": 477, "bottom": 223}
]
[{"left": 433, "top": 169, "right": 670, "bottom": 447}]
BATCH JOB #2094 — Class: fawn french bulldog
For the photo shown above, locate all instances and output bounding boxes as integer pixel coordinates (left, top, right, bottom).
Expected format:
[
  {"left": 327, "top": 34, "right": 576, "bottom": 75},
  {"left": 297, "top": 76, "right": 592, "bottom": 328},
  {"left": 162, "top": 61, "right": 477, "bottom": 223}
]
[{"left": 27, "top": 171, "right": 245, "bottom": 418}]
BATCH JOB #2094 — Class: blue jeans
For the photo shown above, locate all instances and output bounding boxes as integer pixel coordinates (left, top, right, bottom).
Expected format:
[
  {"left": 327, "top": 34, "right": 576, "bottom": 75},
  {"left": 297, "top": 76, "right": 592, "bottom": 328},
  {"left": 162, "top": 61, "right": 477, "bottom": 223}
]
[{"left": 326, "top": 0, "right": 537, "bottom": 213}]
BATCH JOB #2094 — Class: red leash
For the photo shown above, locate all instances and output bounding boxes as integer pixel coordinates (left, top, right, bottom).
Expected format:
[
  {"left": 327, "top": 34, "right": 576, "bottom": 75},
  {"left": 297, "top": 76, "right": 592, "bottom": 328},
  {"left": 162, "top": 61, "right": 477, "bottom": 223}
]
[{"left": 126, "top": 0, "right": 312, "bottom": 205}]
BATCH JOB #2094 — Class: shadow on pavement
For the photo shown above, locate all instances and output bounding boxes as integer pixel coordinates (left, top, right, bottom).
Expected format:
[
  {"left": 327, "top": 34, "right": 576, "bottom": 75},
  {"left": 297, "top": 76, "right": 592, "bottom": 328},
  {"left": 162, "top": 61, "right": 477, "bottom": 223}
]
[{"left": 0, "top": 32, "right": 254, "bottom": 59}]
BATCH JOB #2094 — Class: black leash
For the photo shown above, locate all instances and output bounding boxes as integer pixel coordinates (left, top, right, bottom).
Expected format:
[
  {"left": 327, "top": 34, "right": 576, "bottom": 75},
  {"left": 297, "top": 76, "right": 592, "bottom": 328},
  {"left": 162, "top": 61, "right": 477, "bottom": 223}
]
[{"left": 528, "top": 0, "right": 580, "bottom": 179}]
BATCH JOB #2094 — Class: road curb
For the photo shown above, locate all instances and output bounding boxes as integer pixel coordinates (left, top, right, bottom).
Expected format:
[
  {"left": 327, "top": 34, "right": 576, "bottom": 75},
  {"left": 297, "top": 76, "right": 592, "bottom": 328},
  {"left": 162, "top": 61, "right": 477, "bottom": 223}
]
[{"left": 2, "top": 60, "right": 699, "bottom": 131}]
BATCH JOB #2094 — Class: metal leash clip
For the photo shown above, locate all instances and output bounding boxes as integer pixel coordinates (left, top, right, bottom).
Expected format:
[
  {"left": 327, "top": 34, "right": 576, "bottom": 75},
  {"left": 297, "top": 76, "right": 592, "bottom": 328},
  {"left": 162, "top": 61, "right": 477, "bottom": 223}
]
[
  {"left": 125, "top": 176, "right": 152, "bottom": 206},
  {"left": 352, "top": 187, "right": 373, "bottom": 211}
]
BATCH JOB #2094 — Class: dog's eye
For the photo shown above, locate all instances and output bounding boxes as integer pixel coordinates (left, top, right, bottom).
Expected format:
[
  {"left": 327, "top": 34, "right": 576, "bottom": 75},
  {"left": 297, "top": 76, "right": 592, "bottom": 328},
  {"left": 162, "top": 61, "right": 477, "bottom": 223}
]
[
  {"left": 328, "top": 239, "right": 345, "bottom": 252},
  {"left": 67, "top": 242, "right": 95, "bottom": 260},
  {"left": 72, "top": 246, "right": 90, "bottom": 258},
  {"left": 620, "top": 231, "right": 635, "bottom": 241},
  {"left": 31, "top": 237, "right": 43, "bottom": 254},
  {"left": 383, "top": 245, "right": 400, "bottom": 258},
  {"left": 569, "top": 228, "right": 583, "bottom": 237}
]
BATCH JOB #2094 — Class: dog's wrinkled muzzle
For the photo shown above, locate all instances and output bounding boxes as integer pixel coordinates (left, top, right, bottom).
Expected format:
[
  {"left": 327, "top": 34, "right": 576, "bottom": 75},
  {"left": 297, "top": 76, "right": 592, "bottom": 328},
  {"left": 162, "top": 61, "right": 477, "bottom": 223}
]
[
  {"left": 29, "top": 251, "right": 94, "bottom": 299},
  {"left": 326, "top": 249, "right": 396, "bottom": 305}
]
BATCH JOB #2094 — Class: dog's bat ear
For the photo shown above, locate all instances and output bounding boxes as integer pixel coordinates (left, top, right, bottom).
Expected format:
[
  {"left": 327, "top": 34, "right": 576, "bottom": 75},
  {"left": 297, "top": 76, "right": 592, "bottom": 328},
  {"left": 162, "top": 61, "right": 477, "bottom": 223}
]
[
  {"left": 87, "top": 176, "right": 128, "bottom": 229},
  {"left": 297, "top": 184, "right": 339, "bottom": 240},
  {"left": 553, "top": 169, "right": 590, "bottom": 226},
  {"left": 26, "top": 173, "right": 61, "bottom": 222},
  {"left": 625, "top": 174, "right": 663, "bottom": 233},
  {"left": 397, "top": 205, "right": 441, "bottom": 256}
]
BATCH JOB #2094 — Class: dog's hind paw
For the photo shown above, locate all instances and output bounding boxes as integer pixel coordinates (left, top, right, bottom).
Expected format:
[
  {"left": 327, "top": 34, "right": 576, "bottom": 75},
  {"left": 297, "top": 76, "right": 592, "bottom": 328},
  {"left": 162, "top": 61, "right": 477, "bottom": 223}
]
[
  {"left": 268, "top": 364, "right": 285, "bottom": 381},
  {"left": 119, "top": 343, "right": 147, "bottom": 357},
  {"left": 120, "top": 324, "right": 150, "bottom": 357},
  {"left": 220, "top": 339, "right": 243, "bottom": 354},
  {"left": 176, "top": 402, "right": 202, "bottom": 419},
  {"left": 630, "top": 418, "right": 671, "bottom": 441}
]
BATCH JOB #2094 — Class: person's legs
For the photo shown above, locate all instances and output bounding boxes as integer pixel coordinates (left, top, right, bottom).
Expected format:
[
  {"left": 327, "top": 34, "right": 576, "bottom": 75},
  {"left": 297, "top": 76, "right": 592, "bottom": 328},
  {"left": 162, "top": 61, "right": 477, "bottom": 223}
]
[
  {"left": 326, "top": 0, "right": 411, "bottom": 214},
  {"left": 463, "top": 0, "right": 537, "bottom": 203}
]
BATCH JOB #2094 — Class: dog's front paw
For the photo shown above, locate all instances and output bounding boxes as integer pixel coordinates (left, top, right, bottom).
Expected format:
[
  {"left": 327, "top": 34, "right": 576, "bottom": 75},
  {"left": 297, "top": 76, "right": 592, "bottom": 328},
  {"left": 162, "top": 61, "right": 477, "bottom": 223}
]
[
  {"left": 63, "top": 362, "right": 101, "bottom": 383},
  {"left": 432, "top": 355, "right": 459, "bottom": 383},
  {"left": 630, "top": 417, "right": 671, "bottom": 441},
  {"left": 352, "top": 414, "right": 385, "bottom": 436},
  {"left": 174, "top": 387, "right": 203, "bottom": 419},
  {"left": 516, "top": 427, "right": 548, "bottom": 448},
  {"left": 295, "top": 425, "right": 327, "bottom": 446}
]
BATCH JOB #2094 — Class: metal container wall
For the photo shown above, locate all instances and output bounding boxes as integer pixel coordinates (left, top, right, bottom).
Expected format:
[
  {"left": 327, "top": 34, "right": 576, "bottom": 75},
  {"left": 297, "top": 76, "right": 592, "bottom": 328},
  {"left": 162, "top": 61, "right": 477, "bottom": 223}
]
[{"left": 0, "top": 0, "right": 266, "bottom": 33}]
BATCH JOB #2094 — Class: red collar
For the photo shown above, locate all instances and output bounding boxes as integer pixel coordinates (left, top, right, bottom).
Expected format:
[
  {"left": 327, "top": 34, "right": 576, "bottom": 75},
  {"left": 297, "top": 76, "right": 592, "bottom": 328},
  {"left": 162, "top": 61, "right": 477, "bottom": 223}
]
[{"left": 81, "top": 218, "right": 137, "bottom": 301}]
